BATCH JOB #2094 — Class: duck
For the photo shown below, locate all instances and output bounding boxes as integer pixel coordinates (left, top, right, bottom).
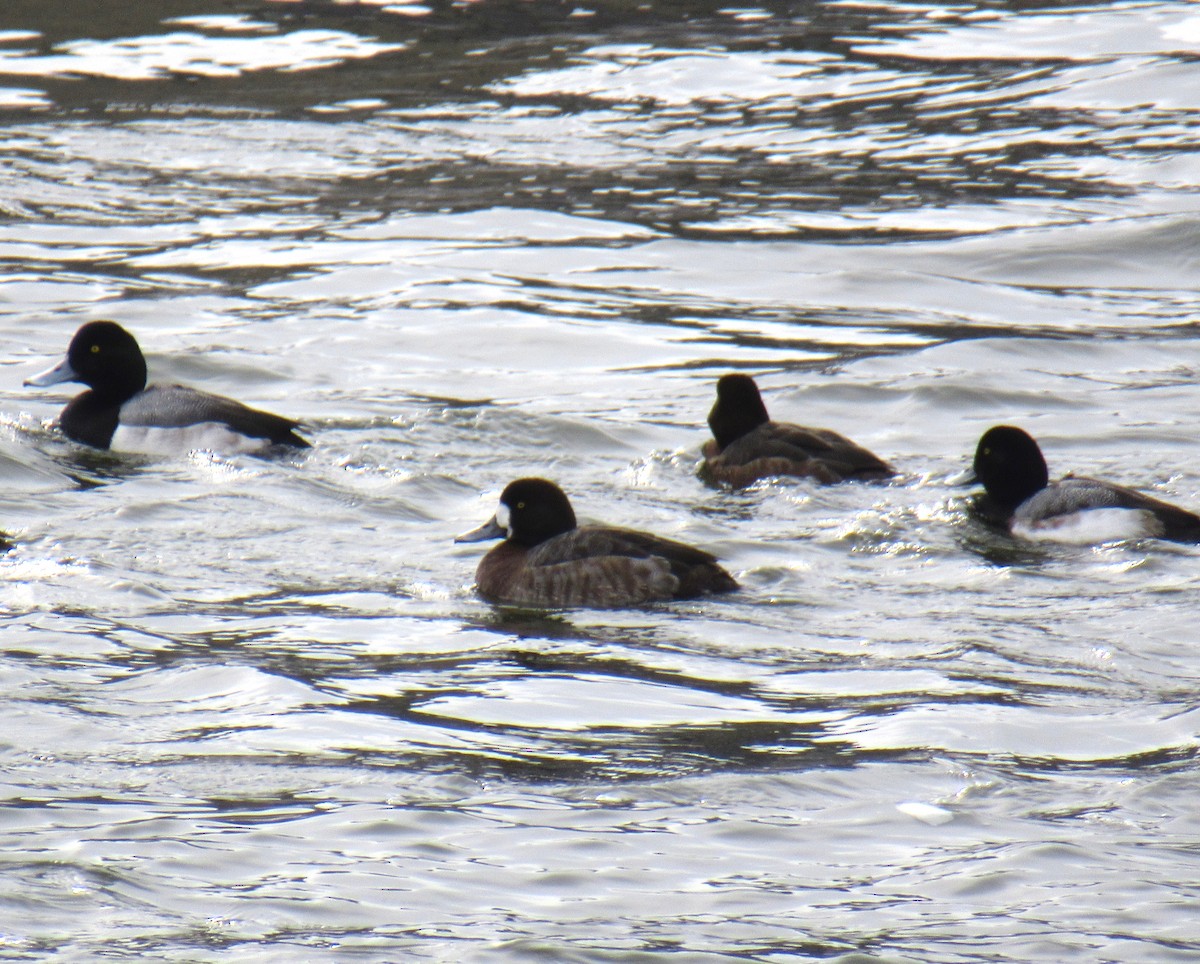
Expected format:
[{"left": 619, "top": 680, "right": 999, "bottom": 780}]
[
  {"left": 701, "top": 373, "right": 894, "bottom": 487},
  {"left": 455, "top": 477, "right": 738, "bottom": 608},
  {"left": 25, "top": 321, "right": 310, "bottom": 454},
  {"left": 970, "top": 424, "right": 1200, "bottom": 543}
]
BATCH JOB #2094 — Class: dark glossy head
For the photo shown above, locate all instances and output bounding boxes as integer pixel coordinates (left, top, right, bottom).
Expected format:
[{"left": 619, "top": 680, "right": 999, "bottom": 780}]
[
  {"left": 973, "top": 425, "right": 1050, "bottom": 509},
  {"left": 708, "top": 373, "right": 771, "bottom": 450},
  {"left": 26, "top": 321, "right": 147, "bottom": 402},
  {"left": 456, "top": 478, "right": 578, "bottom": 548}
]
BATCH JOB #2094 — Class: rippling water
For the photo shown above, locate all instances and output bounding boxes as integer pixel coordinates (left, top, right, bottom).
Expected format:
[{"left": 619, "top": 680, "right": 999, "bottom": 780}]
[{"left": 2, "top": 1, "right": 1199, "bottom": 959}]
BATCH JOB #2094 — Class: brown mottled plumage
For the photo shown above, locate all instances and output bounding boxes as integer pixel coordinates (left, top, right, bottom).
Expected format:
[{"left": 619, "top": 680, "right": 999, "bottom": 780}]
[
  {"left": 455, "top": 478, "right": 738, "bottom": 608},
  {"left": 702, "top": 373, "right": 893, "bottom": 488}
]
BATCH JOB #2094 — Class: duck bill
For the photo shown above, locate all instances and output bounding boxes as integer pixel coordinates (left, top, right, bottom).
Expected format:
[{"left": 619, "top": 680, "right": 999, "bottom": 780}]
[
  {"left": 24, "top": 355, "right": 78, "bottom": 388},
  {"left": 455, "top": 516, "right": 506, "bottom": 543},
  {"left": 945, "top": 466, "right": 978, "bottom": 487}
]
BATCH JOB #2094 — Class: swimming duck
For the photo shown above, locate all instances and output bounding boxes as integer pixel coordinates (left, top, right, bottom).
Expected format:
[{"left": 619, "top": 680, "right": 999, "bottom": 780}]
[
  {"left": 455, "top": 477, "right": 738, "bottom": 608},
  {"left": 970, "top": 424, "right": 1200, "bottom": 543},
  {"left": 701, "top": 373, "right": 894, "bottom": 487},
  {"left": 25, "top": 321, "right": 310, "bottom": 454}
]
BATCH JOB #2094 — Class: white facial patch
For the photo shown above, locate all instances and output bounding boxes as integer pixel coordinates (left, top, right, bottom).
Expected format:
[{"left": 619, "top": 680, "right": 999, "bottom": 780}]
[{"left": 494, "top": 502, "right": 512, "bottom": 537}]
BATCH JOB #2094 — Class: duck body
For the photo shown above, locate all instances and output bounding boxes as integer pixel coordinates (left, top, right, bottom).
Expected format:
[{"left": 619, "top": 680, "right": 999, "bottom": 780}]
[
  {"left": 702, "top": 422, "right": 893, "bottom": 487},
  {"left": 703, "top": 374, "right": 892, "bottom": 487},
  {"left": 72, "top": 384, "right": 308, "bottom": 454},
  {"left": 26, "top": 321, "right": 309, "bottom": 453},
  {"left": 456, "top": 478, "right": 738, "bottom": 608},
  {"left": 972, "top": 425, "right": 1200, "bottom": 544}
]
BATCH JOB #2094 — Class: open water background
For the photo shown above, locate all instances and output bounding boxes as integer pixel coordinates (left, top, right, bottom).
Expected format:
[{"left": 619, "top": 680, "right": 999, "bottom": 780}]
[{"left": 1, "top": 1, "right": 1200, "bottom": 960}]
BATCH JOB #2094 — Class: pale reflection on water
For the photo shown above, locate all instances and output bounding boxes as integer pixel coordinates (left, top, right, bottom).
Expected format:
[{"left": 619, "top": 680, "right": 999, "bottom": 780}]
[{"left": 0, "top": 1, "right": 1199, "bottom": 960}]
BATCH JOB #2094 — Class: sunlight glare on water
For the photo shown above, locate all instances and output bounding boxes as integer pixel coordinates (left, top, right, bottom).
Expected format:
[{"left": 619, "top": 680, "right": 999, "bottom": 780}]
[{"left": 0, "top": 1, "right": 1199, "bottom": 960}]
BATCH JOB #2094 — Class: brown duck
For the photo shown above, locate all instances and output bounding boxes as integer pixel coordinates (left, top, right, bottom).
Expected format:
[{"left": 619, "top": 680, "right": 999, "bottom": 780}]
[
  {"left": 702, "top": 373, "right": 893, "bottom": 487},
  {"left": 456, "top": 478, "right": 738, "bottom": 608}
]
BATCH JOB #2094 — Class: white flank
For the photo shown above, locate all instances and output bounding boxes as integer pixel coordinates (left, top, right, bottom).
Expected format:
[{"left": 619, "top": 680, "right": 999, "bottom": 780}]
[
  {"left": 1014, "top": 508, "right": 1162, "bottom": 544},
  {"left": 896, "top": 802, "right": 954, "bottom": 826},
  {"left": 110, "top": 422, "right": 271, "bottom": 456}
]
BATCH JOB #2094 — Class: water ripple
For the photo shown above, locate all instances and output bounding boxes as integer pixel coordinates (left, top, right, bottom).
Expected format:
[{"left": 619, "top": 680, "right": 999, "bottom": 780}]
[{"left": 2, "top": 1, "right": 1199, "bottom": 959}]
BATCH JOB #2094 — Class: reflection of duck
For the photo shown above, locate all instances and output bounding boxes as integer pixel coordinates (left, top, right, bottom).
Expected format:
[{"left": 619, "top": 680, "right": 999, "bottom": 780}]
[
  {"left": 970, "top": 425, "right": 1200, "bottom": 543},
  {"left": 26, "top": 321, "right": 310, "bottom": 454},
  {"left": 702, "top": 374, "right": 894, "bottom": 487},
  {"left": 456, "top": 477, "right": 738, "bottom": 608}
]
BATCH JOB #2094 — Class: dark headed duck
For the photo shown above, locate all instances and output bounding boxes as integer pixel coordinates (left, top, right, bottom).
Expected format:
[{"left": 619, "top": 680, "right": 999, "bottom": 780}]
[
  {"left": 702, "top": 373, "right": 893, "bottom": 487},
  {"left": 970, "top": 424, "right": 1200, "bottom": 543},
  {"left": 456, "top": 477, "right": 738, "bottom": 608},
  {"left": 25, "top": 320, "right": 309, "bottom": 454}
]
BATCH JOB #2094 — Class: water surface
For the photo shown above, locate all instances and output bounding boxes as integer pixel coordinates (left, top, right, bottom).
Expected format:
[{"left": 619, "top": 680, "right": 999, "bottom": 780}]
[{"left": 1, "top": 1, "right": 1199, "bottom": 960}]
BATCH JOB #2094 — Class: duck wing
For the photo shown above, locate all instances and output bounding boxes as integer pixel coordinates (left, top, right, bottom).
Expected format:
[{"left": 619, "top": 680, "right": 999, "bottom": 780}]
[
  {"left": 1018, "top": 476, "right": 1200, "bottom": 542},
  {"left": 514, "top": 525, "right": 736, "bottom": 605},
  {"left": 707, "top": 421, "right": 892, "bottom": 485}
]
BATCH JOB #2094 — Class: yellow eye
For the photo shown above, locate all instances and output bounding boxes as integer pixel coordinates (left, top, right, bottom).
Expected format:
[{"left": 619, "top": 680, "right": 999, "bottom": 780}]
[
  {"left": 517, "top": 502, "right": 525, "bottom": 510},
  {"left": 90, "top": 344, "right": 100, "bottom": 353}
]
